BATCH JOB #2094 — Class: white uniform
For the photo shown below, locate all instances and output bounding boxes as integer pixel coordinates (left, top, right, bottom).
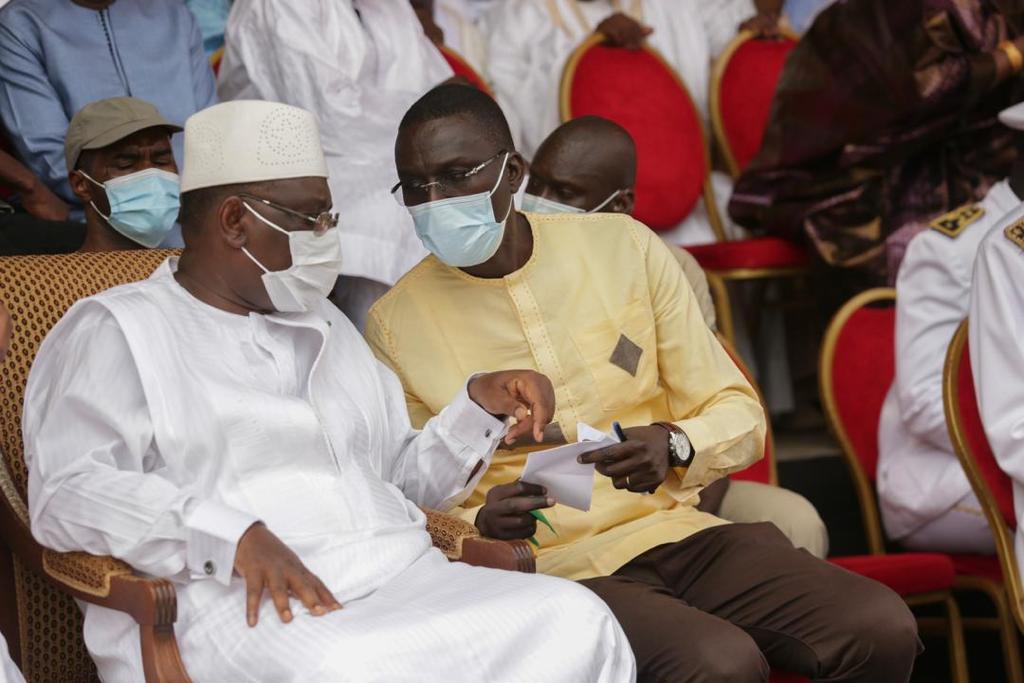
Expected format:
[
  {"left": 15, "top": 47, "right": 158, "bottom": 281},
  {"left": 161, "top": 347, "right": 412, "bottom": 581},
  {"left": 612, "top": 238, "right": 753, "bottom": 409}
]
[
  {"left": 487, "top": 0, "right": 751, "bottom": 245},
  {"left": 0, "top": 633, "right": 24, "bottom": 683},
  {"left": 435, "top": 0, "right": 490, "bottom": 73},
  {"left": 218, "top": 0, "right": 451, "bottom": 291},
  {"left": 24, "top": 259, "right": 635, "bottom": 682},
  {"left": 970, "top": 209, "right": 1024, "bottom": 585},
  {"left": 876, "top": 181, "right": 1018, "bottom": 552}
]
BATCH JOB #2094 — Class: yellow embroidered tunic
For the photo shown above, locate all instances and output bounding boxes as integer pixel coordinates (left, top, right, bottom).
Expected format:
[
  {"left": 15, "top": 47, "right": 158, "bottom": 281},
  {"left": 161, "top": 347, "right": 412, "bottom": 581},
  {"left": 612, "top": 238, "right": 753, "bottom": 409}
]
[{"left": 366, "top": 212, "right": 766, "bottom": 580}]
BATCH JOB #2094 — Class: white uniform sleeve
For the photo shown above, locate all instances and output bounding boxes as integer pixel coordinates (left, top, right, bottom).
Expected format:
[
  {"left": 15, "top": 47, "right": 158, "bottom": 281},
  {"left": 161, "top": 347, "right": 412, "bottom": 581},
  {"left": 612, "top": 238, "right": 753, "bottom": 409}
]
[
  {"left": 894, "top": 233, "right": 971, "bottom": 450},
  {"left": 377, "top": 362, "right": 506, "bottom": 511},
  {"left": 24, "top": 303, "right": 258, "bottom": 585},
  {"left": 969, "top": 230, "right": 1024, "bottom": 483}
]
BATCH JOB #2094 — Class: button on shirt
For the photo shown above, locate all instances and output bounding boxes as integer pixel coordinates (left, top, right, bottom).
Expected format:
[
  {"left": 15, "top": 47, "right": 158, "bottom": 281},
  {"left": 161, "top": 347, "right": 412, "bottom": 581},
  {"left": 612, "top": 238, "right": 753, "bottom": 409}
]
[
  {"left": 878, "top": 180, "right": 1019, "bottom": 540},
  {"left": 0, "top": 0, "right": 216, "bottom": 227}
]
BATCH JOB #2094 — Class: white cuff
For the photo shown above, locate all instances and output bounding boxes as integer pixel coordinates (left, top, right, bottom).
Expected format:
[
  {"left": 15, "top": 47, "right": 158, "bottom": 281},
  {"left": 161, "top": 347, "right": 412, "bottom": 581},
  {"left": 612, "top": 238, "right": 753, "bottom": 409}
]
[
  {"left": 185, "top": 499, "right": 260, "bottom": 585},
  {"left": 440, "top": 379, "right": 508, "bottom": 460}
]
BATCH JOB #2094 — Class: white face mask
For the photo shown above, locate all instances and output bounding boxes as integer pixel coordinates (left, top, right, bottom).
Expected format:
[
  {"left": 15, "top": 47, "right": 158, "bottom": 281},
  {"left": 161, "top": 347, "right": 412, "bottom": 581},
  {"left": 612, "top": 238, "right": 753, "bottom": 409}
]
[
  {"left": 521, "top": 189, "right": 623, "bottom": 215},
  {"left": 240, "top": 202, "right": 343, "bottom": 313}
]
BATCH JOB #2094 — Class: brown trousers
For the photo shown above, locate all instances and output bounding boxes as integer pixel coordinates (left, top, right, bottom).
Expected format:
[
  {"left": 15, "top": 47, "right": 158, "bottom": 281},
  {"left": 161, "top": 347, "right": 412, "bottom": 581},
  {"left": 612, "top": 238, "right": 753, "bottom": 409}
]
[{"left": 580, "top": 523, "right": 921, "bottom": 683}]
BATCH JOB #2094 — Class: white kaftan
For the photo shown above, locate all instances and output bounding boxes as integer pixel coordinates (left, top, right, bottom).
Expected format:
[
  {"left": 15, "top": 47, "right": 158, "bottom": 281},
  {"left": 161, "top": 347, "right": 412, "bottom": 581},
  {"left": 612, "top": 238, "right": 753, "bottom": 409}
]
[
  {"left": 436, "top": 0, "right": 490, "bottom": 73},
  {"left": 970, "top": 208, "right": 1024, "bottom": 587},
  {"left": 24, "top": 259, "right": 635, "bottom": 682},
  {"left": 487, "top": 0, "right": 752, "bottom": 245},
  {"left": 877, "top": 180, "right": 1018, "bottom": 550},
  {"left": 218, "top": 0, "right": 452, "bottom": 288}
]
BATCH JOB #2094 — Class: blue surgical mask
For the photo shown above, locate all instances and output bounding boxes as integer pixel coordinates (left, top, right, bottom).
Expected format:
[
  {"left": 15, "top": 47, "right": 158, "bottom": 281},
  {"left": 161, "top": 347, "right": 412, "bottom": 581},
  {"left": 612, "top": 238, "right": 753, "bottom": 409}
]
[
  {"left": 81, "top": 168, "right": 180, "bottom": 248},
  {"left": 521, "top": 189, "right": 623, "bottom": 215},
  {"left": 407, "top": 153, "right": 513, "bottom": 267}
]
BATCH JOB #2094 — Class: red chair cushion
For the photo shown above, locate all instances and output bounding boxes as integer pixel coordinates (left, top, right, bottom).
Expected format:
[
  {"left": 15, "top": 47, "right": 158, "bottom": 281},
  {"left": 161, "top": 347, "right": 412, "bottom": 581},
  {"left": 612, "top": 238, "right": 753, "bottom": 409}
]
[
  {"left": 566, "top": 44, "right": 706, "bottom": 231},
  {"left": 439, "top": 46, "right": 491, "bottom": 95},
  {"left": 951, "top": 553, "right": 1003, "bottom": 582},
  {"left": 957, "top": 342, "right": 1017, "bottom": 530},
  {"left": 830, "top": 554, "right": 955, "bottom": 596},
  {"left": 828, "top": 302, "right": 896, "bottom": 481},
  {"left": 685, "top": 237, "right": 809, "bottom": 271},
  {"left": 718, "top": 37, "right": 797, "bottom": 173}
]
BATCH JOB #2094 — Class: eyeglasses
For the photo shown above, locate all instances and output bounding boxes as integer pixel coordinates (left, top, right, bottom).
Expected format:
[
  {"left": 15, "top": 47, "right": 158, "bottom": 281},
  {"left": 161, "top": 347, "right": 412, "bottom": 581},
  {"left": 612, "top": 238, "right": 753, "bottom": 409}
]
[
  {"left": 390, "top": 151, "right": 507, "bottom": 207},
  {"left": 237, "top": 193, "right": 339, "bottom": 236}
]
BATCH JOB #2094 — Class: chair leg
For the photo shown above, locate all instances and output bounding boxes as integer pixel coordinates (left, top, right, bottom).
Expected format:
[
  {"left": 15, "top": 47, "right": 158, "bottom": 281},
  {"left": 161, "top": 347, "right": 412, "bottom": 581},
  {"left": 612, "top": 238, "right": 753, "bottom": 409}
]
[
  {"left": 993, "top": 588, "right": 1024, "bottom": 683},
  {"left": 705, "top": 272, "right": 735, "bottom": 347},
  {"left": 944, "top": 595, "right": 970, "bottom": 683}
]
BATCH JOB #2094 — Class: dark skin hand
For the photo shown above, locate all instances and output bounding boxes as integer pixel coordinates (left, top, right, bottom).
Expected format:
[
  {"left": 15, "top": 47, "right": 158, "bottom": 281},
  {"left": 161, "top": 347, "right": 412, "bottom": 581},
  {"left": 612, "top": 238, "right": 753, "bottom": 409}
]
[
  {"left": 0, "top": 149, "right": 69, "bottom": 221},
  {"left": 578, "top": 426, "right": 671, "bottom": 494},
  {"left": 739, "top": 12, "right": 782, "bottom": 38},
  {"left": 234, "top": 523, "right": 341, "bottom": 627},
  {"left": 595, "top": 12, "right": 652, "bottom": 50},
  {"left": 475, "top": 480, "right": 555, "bottom": 539},
  {"left": 468, "top": 370, "right": 556, "bottom": 445}
]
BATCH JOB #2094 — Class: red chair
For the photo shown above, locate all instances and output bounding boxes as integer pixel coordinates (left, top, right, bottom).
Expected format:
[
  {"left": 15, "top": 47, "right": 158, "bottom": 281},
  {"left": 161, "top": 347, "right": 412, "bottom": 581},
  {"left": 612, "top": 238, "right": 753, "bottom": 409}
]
[
  {"left": 820, "top": 288, "right": 968, "bottom": 682},
  {"left": 944, "top": 321, "right": 1024, "bottom": 681},
  {"left": 438, "top": 45, "right": 493, "bottom": 96}
]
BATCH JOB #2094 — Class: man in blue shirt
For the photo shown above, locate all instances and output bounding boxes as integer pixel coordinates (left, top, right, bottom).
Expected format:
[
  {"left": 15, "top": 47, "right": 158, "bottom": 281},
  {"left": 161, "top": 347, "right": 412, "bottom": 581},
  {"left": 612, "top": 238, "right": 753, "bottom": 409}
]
[{"left": 0, "top": 0, "right": 216, "bottom": 244}]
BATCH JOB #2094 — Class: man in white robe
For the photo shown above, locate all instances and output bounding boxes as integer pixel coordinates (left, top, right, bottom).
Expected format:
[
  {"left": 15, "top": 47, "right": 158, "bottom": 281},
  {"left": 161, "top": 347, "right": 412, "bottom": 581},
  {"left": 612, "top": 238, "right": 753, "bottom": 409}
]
[
  {"left": 485, "top": 0, "right": 780, "bottom": 245},
  {"left": 23, "top": 100, "right": 635, "bottom": 683},
  {"left": 218, "top": 0, "right": 456, "bottom": 330},
  {"left": 877, "top": 103, "right": 1024, "bottom": 554},
  {"left": 411, "top": 0, "right": 491, "bottom": 74},
  {"left": 970, "top": 195, "right": 1024, "bottom": 587}
]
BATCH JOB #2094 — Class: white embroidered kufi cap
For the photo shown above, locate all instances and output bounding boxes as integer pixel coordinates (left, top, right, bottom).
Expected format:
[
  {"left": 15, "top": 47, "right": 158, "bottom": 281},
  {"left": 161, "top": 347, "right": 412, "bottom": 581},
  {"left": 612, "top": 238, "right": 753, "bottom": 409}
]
[{"left": 180, "top": 100, "right": 328, "bottom": 193}]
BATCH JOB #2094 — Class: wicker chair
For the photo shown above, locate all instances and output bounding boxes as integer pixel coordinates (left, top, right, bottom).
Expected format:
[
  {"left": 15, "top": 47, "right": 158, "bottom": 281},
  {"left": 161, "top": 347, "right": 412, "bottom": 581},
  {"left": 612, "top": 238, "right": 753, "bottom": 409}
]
[{"left": 0, "top": 250, "right": 532, "bottom": 682}]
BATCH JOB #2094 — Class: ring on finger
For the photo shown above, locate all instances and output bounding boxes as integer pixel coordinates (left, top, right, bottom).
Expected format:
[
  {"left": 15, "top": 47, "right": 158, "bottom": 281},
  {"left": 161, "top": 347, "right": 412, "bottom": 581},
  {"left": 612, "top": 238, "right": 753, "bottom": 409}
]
[{"left": 625, "top": 474, "right": 631, "bottom": 488}]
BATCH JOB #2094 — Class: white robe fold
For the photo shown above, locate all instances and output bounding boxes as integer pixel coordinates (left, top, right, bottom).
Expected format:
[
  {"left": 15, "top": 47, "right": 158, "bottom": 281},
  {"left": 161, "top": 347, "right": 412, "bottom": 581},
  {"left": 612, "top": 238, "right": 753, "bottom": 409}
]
[
  {"left": 218, "top": 0, "right": 453, "bottom": 286},
  {"left": 23, "top": 259, "right": 635, "bottom": 682}
]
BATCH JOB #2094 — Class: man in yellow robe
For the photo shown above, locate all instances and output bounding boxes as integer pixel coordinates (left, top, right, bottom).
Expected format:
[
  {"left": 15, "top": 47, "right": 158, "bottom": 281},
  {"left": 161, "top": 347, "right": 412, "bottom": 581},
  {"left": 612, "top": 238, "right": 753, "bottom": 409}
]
[{"left": 367, "top": 84, "right": 919, "bottom": 682}]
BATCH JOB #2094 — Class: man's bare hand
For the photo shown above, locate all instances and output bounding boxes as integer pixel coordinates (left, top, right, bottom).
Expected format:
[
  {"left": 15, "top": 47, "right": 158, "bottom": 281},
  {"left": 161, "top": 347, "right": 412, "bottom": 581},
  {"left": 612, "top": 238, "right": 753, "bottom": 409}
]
[
  {"left": 20, "top": 178, "right": 69, "bottom": 222},
  {"left": 739, "top": 12, "right": 782, "bottom": 39},
  {"left": 468, "top": 370, "right": 555, "bottom": 445},
  {"left": 475, "top": 480, "right": 554, "bottom": 539},
  {"left": 596, "top": 12, "right": 653, "bottom": 50},
  {"left": 234, "top": 523, "right": 341, "bottom": 627},
  {"left": 579, "top": 425, "right": 669, "bottom": 493}
]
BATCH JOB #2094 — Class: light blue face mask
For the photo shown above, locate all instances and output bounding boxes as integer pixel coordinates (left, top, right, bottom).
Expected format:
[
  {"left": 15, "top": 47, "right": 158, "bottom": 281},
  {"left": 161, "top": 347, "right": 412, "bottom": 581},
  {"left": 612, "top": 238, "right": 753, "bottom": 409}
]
[
  {"left": 81, "top": 168, "right": 180, "bottom": 248},
  {"left": 407, "top": 154, "right": 513, "bottom": 267},
  {"left": 521, "top": 189, "right": 623, "bottom": 215}
]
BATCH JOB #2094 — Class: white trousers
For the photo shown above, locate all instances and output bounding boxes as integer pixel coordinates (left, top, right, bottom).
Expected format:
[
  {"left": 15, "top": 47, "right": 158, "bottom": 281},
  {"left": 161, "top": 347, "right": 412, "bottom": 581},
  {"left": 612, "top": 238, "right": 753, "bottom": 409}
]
[{"left": 899, "top": 490, "right": 996, "bottom": 555}]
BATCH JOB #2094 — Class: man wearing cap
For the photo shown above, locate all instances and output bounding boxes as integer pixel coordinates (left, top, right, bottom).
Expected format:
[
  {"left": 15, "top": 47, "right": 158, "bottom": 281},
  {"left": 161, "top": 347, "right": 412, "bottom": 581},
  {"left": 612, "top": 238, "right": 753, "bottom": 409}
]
[
  {"left": 23, "top": 99, "right": 634, "bottom": 682},
  {"left": 876, "top": 101, "right": 1024, "bottom": 554},
  {"left": 0, "top": 0, "right": 215, "bottom": 243},
  {"left": 65, "top": 97, "right": 182, "bottom": 252}
]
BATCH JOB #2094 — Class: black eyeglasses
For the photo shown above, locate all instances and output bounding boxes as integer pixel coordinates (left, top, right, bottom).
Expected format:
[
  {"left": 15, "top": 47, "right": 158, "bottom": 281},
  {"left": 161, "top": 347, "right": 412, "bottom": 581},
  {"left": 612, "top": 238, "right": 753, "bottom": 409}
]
[
  {"left": 238, "top": 193, "right": 339, "bottom": 235},
  {"left": 390, "top": 151, "right": 507, "bottom": 207}
]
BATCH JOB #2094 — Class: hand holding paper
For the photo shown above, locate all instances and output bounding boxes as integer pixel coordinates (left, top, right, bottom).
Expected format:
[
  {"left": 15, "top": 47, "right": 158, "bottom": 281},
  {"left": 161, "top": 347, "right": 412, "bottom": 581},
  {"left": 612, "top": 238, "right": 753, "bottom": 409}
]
[{"left": 520, "top": 422, "right": 619, "bottom": 511}]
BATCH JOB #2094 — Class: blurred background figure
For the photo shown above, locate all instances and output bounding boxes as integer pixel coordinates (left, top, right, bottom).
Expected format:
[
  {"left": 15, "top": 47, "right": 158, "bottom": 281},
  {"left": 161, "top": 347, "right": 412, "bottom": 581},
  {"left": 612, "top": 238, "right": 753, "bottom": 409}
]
[
  {"left": 0, "top": 0, "right": 215, "bottom": 247},
  {"left": 219, "top": 0, "right": 455, "bottom": 329},
  {"left": 410, "top": 0, "right": 489, "bottom": 73},
  {"left": 730, "top": 0, "right": 1024, "bottom": 295},
  {"left": 186, "top": 0, "right": 233, "bottom": 58}
]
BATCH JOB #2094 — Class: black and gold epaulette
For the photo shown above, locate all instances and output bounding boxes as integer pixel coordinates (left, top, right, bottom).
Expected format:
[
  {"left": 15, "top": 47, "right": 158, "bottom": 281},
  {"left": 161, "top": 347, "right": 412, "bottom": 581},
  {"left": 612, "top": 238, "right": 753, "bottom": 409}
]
[
  {"left": 1006, "top": 218, "right": 1024, "bottom": 250},
  {"left": 930, "top": 203, "right": 985, "bottom": 238}
]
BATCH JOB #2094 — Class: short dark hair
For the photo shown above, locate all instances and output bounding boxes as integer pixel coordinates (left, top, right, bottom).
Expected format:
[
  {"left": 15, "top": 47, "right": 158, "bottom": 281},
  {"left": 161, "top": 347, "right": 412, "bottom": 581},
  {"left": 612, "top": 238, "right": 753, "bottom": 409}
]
[
  {"left": 178, "top": 180, "right": 273, "bottom": 236},
  {"left": 398, "top": 84, "right": 514, "bottom": 150}
]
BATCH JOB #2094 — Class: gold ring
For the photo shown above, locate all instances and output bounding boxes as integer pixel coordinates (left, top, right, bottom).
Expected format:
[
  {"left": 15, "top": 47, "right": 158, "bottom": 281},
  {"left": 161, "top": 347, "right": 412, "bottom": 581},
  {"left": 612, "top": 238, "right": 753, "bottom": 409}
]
[{"left": 625, "top": 475, "right": 631, "bottom": 488}]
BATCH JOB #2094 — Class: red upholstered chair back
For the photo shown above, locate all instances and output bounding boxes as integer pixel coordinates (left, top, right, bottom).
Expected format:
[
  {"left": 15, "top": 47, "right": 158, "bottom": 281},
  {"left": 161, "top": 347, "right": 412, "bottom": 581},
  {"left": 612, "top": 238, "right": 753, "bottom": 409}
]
[
  {"left": 717, "top": 333, "right": 776, "bottom": 485},
  {"left": 438, "top": 45, "right": 493, "bottom": 96},
  {"left": 944, "top": 323, "right": 1016, "bottom": 530},
  {"left": 820, "top": 288, "right": 897, "bottom": 554},
  {"left": 711, "top": 31, "right": 797, "bottom": 177},
  {"left": 560, "top": 35, "right": 710, "bottom": 232}
]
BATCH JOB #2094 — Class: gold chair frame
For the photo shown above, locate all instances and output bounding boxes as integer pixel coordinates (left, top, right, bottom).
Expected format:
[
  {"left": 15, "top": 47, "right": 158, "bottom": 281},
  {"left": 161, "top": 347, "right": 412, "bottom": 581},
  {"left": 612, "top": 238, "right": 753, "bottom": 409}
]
[
  {"left": 819, "top": 288, "right": 968, "bottom": 682},
  {"left": 943, "top": 320, "right": 1024, "bottom": 681}
]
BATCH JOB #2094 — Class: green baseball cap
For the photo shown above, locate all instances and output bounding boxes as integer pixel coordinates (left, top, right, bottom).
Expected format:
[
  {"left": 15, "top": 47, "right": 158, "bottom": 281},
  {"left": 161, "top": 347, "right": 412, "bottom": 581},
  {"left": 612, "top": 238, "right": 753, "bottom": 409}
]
[{"left": 64, "top": 96, "right": 182, "bottom": 171}]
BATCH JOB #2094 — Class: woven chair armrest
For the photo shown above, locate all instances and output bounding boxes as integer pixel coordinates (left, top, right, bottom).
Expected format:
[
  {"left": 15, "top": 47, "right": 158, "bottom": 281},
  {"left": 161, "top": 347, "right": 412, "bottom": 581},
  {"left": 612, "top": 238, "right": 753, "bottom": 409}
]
[
  {"left": 41, "top": 550, "right": 178, "bottom": 627},
  {"left": 423, "top": 508, "right": 535, "bottom": 573}
]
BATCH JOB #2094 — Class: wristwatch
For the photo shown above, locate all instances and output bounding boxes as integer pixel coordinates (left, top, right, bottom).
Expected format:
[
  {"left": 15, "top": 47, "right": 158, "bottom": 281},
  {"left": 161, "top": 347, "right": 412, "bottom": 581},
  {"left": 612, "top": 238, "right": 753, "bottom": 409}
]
[{"left": 652, "top": 421, "right": 695, "bottom": 468}]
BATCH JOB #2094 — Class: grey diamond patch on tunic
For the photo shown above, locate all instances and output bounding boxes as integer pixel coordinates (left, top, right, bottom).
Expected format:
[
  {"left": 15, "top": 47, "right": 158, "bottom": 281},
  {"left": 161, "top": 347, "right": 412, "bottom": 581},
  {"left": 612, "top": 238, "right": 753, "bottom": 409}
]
[{"left": 609, "top": 334, "right": 643, "bottom": 376}]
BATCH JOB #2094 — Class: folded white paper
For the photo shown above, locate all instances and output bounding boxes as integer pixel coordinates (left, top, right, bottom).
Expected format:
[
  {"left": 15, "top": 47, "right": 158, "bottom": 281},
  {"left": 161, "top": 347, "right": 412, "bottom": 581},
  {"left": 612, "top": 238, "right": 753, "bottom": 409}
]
[{"left": 520, "top": 422, "right": 620, "bottom": 511}]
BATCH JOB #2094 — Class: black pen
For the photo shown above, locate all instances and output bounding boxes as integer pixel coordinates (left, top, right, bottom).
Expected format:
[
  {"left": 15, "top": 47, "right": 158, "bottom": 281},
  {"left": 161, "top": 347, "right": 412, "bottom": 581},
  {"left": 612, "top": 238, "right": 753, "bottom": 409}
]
[{"left": 612, "top": 420, "right": 628, "bottom": 443}]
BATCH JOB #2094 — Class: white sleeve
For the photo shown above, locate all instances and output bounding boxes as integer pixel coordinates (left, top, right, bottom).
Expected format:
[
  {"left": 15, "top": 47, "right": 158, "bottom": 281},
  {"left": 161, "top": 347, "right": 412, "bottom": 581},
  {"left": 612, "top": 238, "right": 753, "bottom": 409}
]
[
  {"left": 969, "top": 231, "right": 1024, "bottom": 483},
  {"left": 377, "top": 362, "right": 506, "bottom": 511},
  {"left": 24, "top": 303, "right": 258, "bottom": 585},
  {"left": 893, "top": 234, "right": 970, "bottom": 450}
]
